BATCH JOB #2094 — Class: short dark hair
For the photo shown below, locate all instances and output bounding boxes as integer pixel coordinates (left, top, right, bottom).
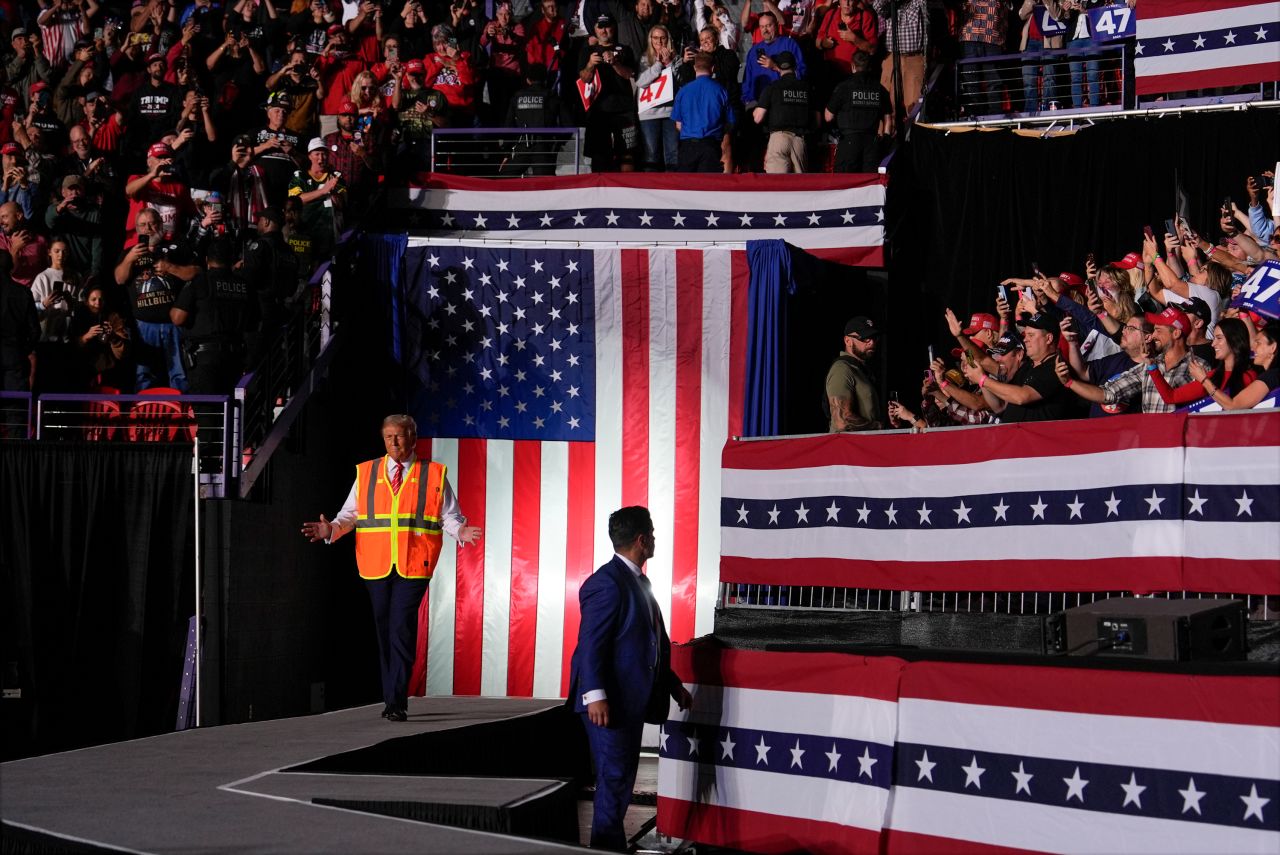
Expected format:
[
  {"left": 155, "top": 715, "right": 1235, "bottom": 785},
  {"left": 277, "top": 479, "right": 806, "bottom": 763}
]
[
  {"left": 608, "top": 506, "right": 653, "bottom": 550},
  {"left": 206, "top": 236, "right": 234, "bottom": 266}
]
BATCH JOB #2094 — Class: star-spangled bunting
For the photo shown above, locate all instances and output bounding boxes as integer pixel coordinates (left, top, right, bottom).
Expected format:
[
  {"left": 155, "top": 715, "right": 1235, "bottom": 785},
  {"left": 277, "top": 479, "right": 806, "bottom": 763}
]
[
  {"left": 408, "top": 206, "right": 885, "bottom": 231},
  {"left": 404, "top": 246, "right": 595, "bottom": 442},
  {"left": 723, "top": 484, "right": 1278, "bottom": 530},
  {"left": 658, "top": 725, "right": 1276, "bottom": 830}
]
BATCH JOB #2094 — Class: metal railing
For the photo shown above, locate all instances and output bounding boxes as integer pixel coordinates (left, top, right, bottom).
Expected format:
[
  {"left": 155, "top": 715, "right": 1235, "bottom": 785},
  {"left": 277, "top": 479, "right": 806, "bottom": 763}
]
[
  {"left": 956, "top": 43, "right": 1128, "bottom": 119},
  {"left": 430, "top": 126, "right": 582, "bottom": 176},
  {"left": 718, "top": 582, "right": 1276, "bottom": 621},
  {"left": 35, "top": 392, "right": 236, "bottom": 496},
  {"left": 0, "top": 391, "right": 32, "bottom": 439}
]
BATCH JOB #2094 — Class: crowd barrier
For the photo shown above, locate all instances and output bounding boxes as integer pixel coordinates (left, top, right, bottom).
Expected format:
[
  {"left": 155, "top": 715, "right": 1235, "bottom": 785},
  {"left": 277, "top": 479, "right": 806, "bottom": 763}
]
[
  {"left": 430, "top": 126, "right": 582, "bottom": 177},
  {"left": 956, "top": 44, "right": 1129, "bottom": 118},
  {"left": 720, "top": 411, "right": 1280, "bottom": 601}
]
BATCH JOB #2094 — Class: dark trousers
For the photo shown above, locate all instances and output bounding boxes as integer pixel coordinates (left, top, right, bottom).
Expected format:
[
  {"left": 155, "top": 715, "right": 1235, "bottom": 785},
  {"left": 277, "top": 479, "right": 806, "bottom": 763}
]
[
  {"left": 677, "top": 136, "right": 723, "bottom": 173},
  {"left": 582, "top": 713, "right": 644, "bottom": 851},
  {"left": 835, "top": 134, "right": 879, "bottom": 173},
  {"left": 365, "top": 573, "right": 429, "bottom": 710}
]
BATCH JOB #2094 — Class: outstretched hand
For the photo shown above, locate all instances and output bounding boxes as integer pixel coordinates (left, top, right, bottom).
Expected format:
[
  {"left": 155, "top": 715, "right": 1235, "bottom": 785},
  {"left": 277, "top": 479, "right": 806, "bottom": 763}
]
[
  {"left": 301, "top": 514, "right": 333, "bottom": 542},
  {"left": 458, "top": 524, "right": 483, "bottom": 545}
]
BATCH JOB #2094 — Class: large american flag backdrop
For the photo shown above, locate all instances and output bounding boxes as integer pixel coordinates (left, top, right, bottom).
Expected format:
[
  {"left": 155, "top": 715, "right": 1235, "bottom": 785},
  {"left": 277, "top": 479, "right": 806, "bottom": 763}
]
[
  {"left": 392, "top": 172, "right": 888, "bottom": 267},
  {"left": 400, "top": 239, "right": 750, "bottom": 698},
  {"left": 658, "top": 646, "right": 1280, "bottom": 854},
  {"left": 721, "top": 411, "right": 1280, "bottom": 596}
]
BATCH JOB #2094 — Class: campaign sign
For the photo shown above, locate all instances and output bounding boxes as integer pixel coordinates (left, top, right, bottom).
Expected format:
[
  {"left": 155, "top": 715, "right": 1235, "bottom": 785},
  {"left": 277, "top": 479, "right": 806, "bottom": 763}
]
[
  {"left": 1088, "top": 3, "right": 1134, "bottom": 42},
  {"left": 1037, "top": 4, "right": 1067, "bottom": 36},
  {"left": 1233, "top": 259, "right": 1280, "bottom": 320},
  {"left": 638, "top": 67, "right": 674, "bottom": 114}
]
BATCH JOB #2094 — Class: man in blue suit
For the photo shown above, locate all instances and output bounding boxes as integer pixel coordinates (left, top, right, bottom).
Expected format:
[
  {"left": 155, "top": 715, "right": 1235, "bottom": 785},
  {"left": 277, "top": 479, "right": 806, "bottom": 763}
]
[{"left": 569, "top": 506, "right": 693, "bottom": 851}]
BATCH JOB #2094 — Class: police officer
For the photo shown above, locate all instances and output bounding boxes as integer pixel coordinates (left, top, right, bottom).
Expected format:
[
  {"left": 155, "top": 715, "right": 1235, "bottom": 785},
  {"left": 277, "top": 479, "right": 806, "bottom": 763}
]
[
  {"left": 751, "top": 52, "right": 817, "bottom": 174},
  {"left": 500, "top": 64, "right": 564, "bottom": 176},
  {"left": 240, "top": 206, "right": 299, "bottom": 358},
  {"left": 824, "top": 51, "right": 890, "bottom": 173},
  {"left": 170, "top": 237, "right": 257, "bottom": 394}
]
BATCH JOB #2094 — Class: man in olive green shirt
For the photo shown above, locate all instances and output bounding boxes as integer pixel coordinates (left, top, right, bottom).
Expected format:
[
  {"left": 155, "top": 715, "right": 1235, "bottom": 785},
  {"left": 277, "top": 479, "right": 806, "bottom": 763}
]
[{"left": 825, "top": 315, "right": 883, "bottom": 432}]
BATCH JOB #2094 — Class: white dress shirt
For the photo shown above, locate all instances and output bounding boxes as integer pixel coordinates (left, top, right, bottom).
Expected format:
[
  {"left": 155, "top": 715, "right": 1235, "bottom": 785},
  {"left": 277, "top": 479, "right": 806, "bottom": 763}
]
[{"left": 327, "top": 453, "right": 467, "bottom": 544}]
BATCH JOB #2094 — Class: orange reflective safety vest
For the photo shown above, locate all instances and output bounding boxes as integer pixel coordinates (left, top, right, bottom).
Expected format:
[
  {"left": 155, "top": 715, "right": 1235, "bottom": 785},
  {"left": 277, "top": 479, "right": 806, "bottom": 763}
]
[{"left": 352, "top": 456, "right": 447, "bottom": 580}]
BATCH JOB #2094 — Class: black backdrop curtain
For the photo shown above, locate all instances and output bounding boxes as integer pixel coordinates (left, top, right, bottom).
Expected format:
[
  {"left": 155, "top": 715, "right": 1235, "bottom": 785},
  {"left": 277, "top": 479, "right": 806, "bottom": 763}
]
[
  {"left": 883, "top": 110, "right": 1280, "bottom": 398},
  {"left": 1, "top": 442, "right": 194, "bottom": 759}
]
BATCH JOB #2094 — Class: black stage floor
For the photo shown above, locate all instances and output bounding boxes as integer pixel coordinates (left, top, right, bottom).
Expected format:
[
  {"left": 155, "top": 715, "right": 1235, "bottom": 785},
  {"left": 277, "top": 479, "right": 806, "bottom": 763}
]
[{"left": 1, "top": 697, "right": 592, "bottom": 854}]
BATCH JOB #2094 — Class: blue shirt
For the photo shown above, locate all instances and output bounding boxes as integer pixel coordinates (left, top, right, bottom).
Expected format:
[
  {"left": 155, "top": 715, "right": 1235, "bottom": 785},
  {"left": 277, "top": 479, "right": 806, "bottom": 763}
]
[
  {"left": 670, "top": 75, "right": 733, "bottom": 141},
  {"left": 741, "top": 35, "right": 807, "bottom": 105}
]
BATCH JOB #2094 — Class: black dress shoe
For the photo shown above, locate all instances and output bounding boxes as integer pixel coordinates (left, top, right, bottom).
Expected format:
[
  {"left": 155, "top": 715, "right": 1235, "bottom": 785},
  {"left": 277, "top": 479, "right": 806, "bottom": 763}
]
[
  {"left": 387, "top": 707, "right": 407, "bottom": 722},
  {"left": 380, "top": 705, "right": 392, "bottom": 718}
]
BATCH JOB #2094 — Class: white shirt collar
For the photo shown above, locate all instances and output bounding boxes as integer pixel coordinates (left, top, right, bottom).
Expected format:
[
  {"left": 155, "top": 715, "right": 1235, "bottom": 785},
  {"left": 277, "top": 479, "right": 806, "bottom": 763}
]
[
  {"left": 385, "top": 453, "right": 415, "bottom": 476},
  {"left": 614, "top": 553, "right": 642, "bottom": 577}
]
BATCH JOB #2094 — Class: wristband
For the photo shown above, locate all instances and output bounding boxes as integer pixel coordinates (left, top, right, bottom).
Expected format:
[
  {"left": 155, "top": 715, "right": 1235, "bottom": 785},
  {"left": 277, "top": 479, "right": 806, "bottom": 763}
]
[
  {"left": 1145, "top": 363, "right": 1159, "bottom": 372},
  {"left": 1063, "top": 378, "right": 1073, "bottom": 389},
  {"left": 1096, "top": 312, "right": 1108, "bottom": 319},
  {"left": 978, "top": 374, "right": 988, "bottom": 388},
  {"left": 939, "top": 379, "right": 949, "bottom": 389}
]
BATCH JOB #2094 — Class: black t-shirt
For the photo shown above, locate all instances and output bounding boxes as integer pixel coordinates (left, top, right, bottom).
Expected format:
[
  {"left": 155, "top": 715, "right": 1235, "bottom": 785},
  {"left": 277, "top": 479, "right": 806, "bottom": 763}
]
[
  {"left": 129, "top": 270, "right": 181, "bottom": 325},
  {"left": 1190, "top": 342, "right": 1215, "bottom": 364},
  {"left": 1000, "top": 355, "right": 1075, "bottom": 423},
  {"left": 174, "top": 268, "right": 258, "bottom": 344},
  {"left": 1257, "top": 363, "right": 1280, "bottom": 394},
  {"left": 505, "top": 84, "right": 562, "bottom": 128},
  {"left": 827, "top": 71, "right": 889, "bottom": 135},
  {"left": 130, "top": 81, "right": 183, "bottom": 144},
  {"left": 758, "top": 74, "right": 816, "bottom": 134}
]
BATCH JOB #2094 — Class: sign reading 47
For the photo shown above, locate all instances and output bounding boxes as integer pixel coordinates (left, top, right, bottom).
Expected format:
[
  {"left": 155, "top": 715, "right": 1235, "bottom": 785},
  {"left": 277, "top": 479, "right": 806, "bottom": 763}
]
[
  {"left": 1235, "top": 260, "right": 1280, "bottom": 321},
  {"left": 1087, "top": 3, "right": 1134, "bottom": 43}
]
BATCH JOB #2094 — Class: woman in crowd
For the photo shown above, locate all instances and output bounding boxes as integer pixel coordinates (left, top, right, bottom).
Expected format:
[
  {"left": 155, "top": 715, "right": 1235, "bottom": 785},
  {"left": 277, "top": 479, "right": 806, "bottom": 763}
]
[
  {"left": 636, "top": 25, "right": 681, "bottom": 172},
  {"left": 30, "top": 239, "right": 82, "bottom": 343},
  {"left": 1189, "top": 320, "right": 1279, "bottom": 410},
  {"left": 1152, "top": 317, "right": 1255, "bottom": 406},
  {"left": 68, "top": 286, "right": 134, "bottom": 392}
]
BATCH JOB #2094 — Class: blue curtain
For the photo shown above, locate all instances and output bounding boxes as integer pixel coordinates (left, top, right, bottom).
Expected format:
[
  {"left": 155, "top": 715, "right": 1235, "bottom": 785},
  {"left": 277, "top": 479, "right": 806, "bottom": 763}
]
[
  {"left": 360, "top": 232, "right": 408, "bottom": 361},
  {"left": 743, "top": 240, "right": 797, "bottom": 437}
]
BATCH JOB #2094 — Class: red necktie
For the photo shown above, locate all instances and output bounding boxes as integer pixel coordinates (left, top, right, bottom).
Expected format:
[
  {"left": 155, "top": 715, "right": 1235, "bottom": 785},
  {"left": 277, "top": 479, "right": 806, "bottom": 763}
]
[{"left": 390, "top": 462, "right": 403, "bottom": 494}]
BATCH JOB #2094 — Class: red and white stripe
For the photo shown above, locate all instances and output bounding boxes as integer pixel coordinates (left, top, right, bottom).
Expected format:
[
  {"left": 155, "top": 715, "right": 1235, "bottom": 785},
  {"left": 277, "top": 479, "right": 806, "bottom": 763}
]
[{"left": 412, "top": 242, "right": 749, "bottom": 697}]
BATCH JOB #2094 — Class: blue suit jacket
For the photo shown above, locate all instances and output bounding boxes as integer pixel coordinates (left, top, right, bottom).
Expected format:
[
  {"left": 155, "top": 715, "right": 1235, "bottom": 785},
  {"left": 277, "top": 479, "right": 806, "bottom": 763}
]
[{"left": 568, "top": 556, "right": 680, "bottom": 726}]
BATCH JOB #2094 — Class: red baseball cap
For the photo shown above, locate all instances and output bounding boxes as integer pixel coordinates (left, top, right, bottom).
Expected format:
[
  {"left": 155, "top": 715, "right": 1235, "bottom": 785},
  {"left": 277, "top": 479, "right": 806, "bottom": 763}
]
[
  {"left": 326, "top": 23, "right": 344, "bottom": 36},
  {"left": 1111, "top": 252, "right": 1144, "bottom": 271},
  {"left": 147, "top": 142, "right": 174, "bottom": 158},
  {"left": 29, "top": 81, "right": 48, "bottom": 94},
  {"left": 1058, "top": 272, "right": 1084, "bottom": 289},
  {"left": 962, "top": 312, "right": 998, "bottom": 335},
  {"left": 144, "top": 52, "right": 165, "bottom": 66},
  {"left": 339, "top": 99, "right": 359, "bottom": 115},
  {"left": 1145, "top": 305, "right": 1190, "bottom": 332},
  {"left": 0, "top": 142, "right": 20, "bottom": 155},
  {"left": 404, "top": 58, "right": 425, "bottom": 76}
]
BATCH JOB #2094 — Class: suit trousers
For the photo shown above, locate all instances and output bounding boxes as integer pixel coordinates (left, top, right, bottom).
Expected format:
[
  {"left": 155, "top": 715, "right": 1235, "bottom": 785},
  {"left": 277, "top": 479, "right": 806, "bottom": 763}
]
[
  {"left": 365, "top": 572, "right": 428, "bottom": 710},
  {"left": 582, "top": 713, "right": 645, "bottom": 851}
]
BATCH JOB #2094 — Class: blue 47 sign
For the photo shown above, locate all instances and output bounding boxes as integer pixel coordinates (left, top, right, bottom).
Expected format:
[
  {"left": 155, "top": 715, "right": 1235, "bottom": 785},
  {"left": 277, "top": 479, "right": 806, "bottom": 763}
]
[
  {"left": 1088, "top": 4, "right": 1134, "bottom": 42},
  {"left": 1234, "top": 260, "right": 1280, "bottom": 320}
]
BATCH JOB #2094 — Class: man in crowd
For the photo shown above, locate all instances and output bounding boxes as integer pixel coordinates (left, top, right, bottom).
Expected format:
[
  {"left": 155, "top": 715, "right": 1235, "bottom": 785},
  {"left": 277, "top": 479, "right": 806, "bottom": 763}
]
[
  {"left": 741, "top": 12, "right": 805, "bottom": 108},
  {"left": 961, "top": 311, "right": 1073, "bottom": 422},
  {"left": 670, "top": 51, "right": 732, "bottom": 173},
  {"left": 125, "top": 141, "right": 197, "bottom": 242},
  {"left": 825, "top": 315, "right": 882, "bottom": 431},
  {"left": 752, "top": 50, "right": 816, "bottom": 174},
  {"left": 44, "top": 172, "right": 102, "bottom": 278},
  {"left": 1056, "top": 305, "right": 1201, "bottom": 415},
  {"left": 288, "top": 138, "right": 347, "bottom": 258},
  {"left": 0, "top": 200, "right": 49, "bottom": 287},
  {"left": 125, "top": 242, "right": 188, "bottom": 392},
  {"left": 253, "top": 91, "right": 303, "bottom": 201}
]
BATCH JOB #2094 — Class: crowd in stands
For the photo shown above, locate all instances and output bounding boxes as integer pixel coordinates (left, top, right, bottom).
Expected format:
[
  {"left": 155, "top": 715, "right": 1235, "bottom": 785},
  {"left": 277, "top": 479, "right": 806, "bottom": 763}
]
[{"left": 881, "top": 176, "right": 1280, "bottom": 430}]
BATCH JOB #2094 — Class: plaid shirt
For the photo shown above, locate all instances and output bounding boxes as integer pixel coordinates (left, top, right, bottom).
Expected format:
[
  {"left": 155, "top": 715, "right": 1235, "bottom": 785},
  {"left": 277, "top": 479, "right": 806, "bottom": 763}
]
[
  {"left": 873, "top": 0, "right": 929, "bottom": 54},
  {"left": 944, "top": 397, "right": 994, "bottom": 425},
  {"left": 1102, "top": 353, "right": 1198, "bottom": 414},
  {"left": 960, "top": 0, "right": 1007, "bottom": 46}
]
